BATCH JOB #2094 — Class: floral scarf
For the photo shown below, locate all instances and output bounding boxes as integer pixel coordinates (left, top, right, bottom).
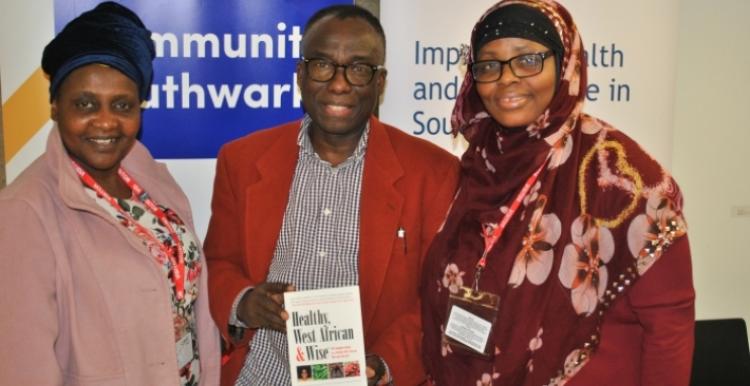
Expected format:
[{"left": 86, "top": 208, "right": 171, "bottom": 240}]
[{"left": 421, "top": 1, "right": 688, "bottom": 385}]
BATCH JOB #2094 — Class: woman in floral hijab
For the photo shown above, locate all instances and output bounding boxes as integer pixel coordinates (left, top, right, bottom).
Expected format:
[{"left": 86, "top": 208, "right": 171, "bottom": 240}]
[{"left": 420, "top": 1, "right": 694, "bottom": 385}]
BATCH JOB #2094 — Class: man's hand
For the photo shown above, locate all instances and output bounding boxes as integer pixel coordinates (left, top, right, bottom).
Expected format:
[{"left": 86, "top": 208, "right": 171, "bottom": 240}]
[{"left": 237, "top": 282, "right": 295, "bottom": 332}]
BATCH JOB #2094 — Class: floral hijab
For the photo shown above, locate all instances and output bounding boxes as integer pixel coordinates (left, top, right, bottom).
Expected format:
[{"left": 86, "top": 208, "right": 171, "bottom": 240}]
[{"left": 421, "top": 0, "right": 688, "bottom": 385}]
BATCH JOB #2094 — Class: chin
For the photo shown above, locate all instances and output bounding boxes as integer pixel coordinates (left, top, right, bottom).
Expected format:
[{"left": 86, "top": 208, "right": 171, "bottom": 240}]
[
  {"left": 318, "top": 118, "right": 367, "bottom": 136},
  {"left": 495, "top": 116, "right": 534, "bottom": 129}
]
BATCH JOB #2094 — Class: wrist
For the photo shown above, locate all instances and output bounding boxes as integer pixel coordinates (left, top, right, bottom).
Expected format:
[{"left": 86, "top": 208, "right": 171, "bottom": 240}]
[{"left": 235, "top": 287, "right": 254, "bottom": 327}]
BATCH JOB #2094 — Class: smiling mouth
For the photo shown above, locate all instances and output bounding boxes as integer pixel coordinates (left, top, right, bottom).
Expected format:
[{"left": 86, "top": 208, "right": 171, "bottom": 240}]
[
  {"left": 498, "top": 95, "right": 528, "bottom": 109},
  {"left": 323, "top": 103, "right": 354, "bottom": 117},
  {"left": 87, "top": 137, "right": 119, "bottom": 146}
]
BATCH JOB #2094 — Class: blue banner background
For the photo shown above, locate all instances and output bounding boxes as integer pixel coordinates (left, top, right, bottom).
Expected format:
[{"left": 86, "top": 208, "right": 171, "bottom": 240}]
[{"left": 54, "top": 0, "right": 351, "bottom": 158}]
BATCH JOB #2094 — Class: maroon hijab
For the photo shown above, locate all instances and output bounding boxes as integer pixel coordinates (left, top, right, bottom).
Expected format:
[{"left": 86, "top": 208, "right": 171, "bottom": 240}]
[{"left": 421, "top": 1, "right": 688, "bottom": 385}]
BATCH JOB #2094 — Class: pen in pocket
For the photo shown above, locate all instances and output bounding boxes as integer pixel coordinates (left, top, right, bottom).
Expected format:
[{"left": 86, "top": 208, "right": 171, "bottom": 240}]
[{"left": 397, "top": 226, "right": 407, "bottom": 254}]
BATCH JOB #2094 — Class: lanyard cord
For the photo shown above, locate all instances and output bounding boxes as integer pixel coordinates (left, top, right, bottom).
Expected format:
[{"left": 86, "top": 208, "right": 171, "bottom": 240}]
[
  {"left": 473, "top": 159, "right": 547, "bottom": 293},
  {"left": 71, "top": 160, "right": 186, "bottom": 300}
]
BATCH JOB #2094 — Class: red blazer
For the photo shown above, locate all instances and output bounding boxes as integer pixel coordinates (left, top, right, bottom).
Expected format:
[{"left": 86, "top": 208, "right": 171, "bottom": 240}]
[{"left": 204, "top": 116, "right": 460, "bottom": 386}]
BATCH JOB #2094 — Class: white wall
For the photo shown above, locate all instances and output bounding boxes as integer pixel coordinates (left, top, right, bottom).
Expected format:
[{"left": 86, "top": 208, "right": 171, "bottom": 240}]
[{"left": 672, "top": 0, "right": 750, "bottom": 330}]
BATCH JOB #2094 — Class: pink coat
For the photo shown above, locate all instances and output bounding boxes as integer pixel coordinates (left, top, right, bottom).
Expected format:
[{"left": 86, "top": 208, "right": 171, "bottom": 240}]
[{"left": 0, "top": 129, "right": 221, "bottom": 386}]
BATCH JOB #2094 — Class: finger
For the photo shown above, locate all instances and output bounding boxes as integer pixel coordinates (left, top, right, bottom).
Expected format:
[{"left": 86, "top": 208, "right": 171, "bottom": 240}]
[
  {"left": 261, "top": 312, "right": 287, "bottom": 332},
  {"left": 268, "top": 292, "right": 285, "bottom": 305},
  {"left": 257, "top": 298, "right": 288, "bottom": 330},
  {"left": 366, "top": 366, "right": 376, "bottom": 379},
  {"left": 245, "top": 292, "right": 281, "bottom": 328},
  {"left": 264, "top": 281, "right": 293, "bottom": 294}
]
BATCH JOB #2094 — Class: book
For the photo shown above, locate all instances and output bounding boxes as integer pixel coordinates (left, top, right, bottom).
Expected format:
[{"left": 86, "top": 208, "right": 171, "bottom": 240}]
[{"left": 285, "top": 286, "right": 367, "bottom": 385}]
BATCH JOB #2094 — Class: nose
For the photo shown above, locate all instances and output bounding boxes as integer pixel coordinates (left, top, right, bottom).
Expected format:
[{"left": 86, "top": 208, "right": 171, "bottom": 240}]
[
  {"left": 92, "top": 108, "right": 119, "bottom": 130},
  {"left": 327, "top": 66, "right": 352, "bottom": 93},
  {"left": 497, "top": 63, "right": 519, "bottom": 85}
]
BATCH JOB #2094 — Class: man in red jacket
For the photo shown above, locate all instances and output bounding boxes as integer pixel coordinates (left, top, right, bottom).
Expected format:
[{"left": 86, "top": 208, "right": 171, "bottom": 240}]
[{"left": 204, "top": 5, "right": 459, "bottom": 386}]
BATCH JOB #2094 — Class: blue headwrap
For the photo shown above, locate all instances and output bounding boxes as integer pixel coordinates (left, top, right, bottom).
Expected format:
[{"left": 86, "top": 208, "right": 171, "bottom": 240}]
[{"left": 41, "top": 1, "right": 155, "bottom": 101}]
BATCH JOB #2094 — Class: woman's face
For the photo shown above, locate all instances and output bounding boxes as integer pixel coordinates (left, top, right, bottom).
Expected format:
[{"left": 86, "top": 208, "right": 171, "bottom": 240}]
[
  {"left": 51, "top": 64, "right": 141, "bottom": 180},
  {"left": 475, "top": 37, "right": 556, "bottom": 128}
]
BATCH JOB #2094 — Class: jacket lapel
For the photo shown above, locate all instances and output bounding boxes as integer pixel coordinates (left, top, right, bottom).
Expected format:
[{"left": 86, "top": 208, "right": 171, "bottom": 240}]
[
  {"left": 244, "top": 124, "right": 299, "bottom": 283},
  {"left": 359, "top": 117, "right": 404, "bottom": 331}
]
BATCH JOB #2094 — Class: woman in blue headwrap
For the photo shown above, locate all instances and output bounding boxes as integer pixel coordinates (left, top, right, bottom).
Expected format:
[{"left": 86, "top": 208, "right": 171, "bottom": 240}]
[{"left": 0, "top": 3, "right": 220, "bottom": 385}]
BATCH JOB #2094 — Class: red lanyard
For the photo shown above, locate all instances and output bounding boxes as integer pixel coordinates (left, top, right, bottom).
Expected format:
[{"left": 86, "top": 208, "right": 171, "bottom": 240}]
[
  {"left": 473, "top": 159, "right": 547, "bottom": 291},
  {"left": 71, "top": 161, "right": 186, "bottom": 300}
]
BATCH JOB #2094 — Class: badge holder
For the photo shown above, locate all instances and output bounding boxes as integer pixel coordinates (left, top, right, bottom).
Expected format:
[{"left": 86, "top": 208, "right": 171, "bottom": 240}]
[
  {"left": 443, "top": 160, "right": 545, "bottom": 357},
  {"left": 444, "top": 269, "right": 500, "bottom": 357}
]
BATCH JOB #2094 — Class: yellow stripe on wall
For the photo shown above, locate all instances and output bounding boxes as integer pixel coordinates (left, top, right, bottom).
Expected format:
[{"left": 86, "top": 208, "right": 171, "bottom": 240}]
[{"left": 2, "top": 67, "right": 50, "bottom": 163}]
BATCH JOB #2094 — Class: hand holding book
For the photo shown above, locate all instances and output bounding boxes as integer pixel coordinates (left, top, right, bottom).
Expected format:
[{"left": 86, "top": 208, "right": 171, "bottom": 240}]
[{"left": 238, "top": 281, "right": 296, "bottom": 331}]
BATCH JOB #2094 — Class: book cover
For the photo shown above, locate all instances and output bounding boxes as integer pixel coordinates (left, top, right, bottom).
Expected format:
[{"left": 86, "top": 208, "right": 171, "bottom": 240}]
[{"left": 285, "top": 286, "right": 367, "bottom": 385}]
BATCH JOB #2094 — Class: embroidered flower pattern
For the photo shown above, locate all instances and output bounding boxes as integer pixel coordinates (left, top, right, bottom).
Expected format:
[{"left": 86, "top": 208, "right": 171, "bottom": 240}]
[
  {"left": 558, "top": 215, "right": 615, "bottom": 316},
  {"left": 509, "top": 197, "right": 561, "bottom": 287},
  {"left": 627, "top": 193, "right": 687, "bottom": 274},
  {"left": 527, "top": 109, "right": 551, "bottom": 139},
  {"left": 526, "top": 327, "right": 544, "bottom": 372},
  {"left": 441, "top": 263, "right": 466, "bottom": 294},
  {"left": 440, "top": 324, "right": 453, "bottom": 357},
  {"left": 548, "top": 133, "right": 573, "bottom": 169},
  {"left": 481, "top": 147, "right": 497, "bottom": 173},
  {"left": 580, "top": 116, "right": 604, "bottom": 135},
  {"left": 476, "top": 370, "right": 501, "bottom": 386},
  {"left": 529, "top": 327, "right": 544, "bottom": 351},
  {"left": 519, "top": 180, "right": 541, "bottom": 221},
  {"left": 523, "top": 181, "right": 542, "bottom": 208}
]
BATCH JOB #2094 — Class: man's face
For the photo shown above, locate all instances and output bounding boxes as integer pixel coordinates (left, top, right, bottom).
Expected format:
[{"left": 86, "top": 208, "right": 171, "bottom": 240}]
[{"left": 297, "top": 16, "right": 386, "bottom": 139}]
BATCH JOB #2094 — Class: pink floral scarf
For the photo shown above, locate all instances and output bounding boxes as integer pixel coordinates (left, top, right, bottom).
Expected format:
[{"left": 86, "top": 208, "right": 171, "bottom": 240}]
[{"left": 421, "top": 1, "right": 688, "bottom": 385}]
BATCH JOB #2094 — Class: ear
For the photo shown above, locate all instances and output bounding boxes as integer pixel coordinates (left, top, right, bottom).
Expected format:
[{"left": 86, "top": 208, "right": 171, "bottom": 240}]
[
  {"left": 50, "top": 100, "right": 59, "bottom": 122},
  {"left": 296, "top": 60, "right": 304, "bottom": 90},
  {"left": 376, "top": 68, "right": 387, "bottom": 96}
]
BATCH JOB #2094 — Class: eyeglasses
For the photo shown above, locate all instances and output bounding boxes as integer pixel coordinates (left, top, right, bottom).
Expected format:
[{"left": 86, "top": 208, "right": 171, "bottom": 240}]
[
  {"left": 470, "top": 51, "right": 554, "bottom": 83},
  {"left": 301, "top": 57, "right": 384, "bottom": 86}
]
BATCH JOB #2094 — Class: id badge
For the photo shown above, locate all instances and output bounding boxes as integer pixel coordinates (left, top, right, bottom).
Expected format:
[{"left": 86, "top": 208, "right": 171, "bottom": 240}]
[
  {"left": 176, "top": 332, "right": 194, "bottom": 369},
  {"left": 444, "top": 286, "right": 500, "bottom": 356}
]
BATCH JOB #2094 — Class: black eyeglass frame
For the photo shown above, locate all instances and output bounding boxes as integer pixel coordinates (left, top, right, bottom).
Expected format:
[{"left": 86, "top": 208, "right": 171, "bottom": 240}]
[
  {"left": 470, "top": 51, "right": 554, "bottom": 83},
  {"left": 301, "top": 56, "right": 385, "bottom": 86}
]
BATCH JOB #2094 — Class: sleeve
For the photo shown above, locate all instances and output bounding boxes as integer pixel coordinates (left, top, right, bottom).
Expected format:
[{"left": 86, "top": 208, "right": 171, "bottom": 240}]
[
  {"left": 0, "top": 199, "right": 63, "bottom": 385},
  {"left": 369, "top": 156, "right": 460, "bottom": 385},
  {"left": 204, "top": 149, "right": 255, "bottom": 345},
  {"left": 228, "top": 287, "right": 253, "bottom": 328},
  {"left": 628, "top": 235, "right": 695, "bottom": 386}
]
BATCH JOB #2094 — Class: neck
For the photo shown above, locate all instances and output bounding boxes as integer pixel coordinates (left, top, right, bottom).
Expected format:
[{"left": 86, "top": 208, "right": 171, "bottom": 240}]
[
  {"left": 98, "top": 175, "right": 132, "bottom": 200},
  {"left": 309, "top": 125, "right": 365, "bottom": 167},
  {"left": 86, "top": 166, "right": 132, "bottom": 200}
]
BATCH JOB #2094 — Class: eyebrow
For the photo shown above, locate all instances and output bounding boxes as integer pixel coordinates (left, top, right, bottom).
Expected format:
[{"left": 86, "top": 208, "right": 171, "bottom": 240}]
[
  {"left": 478, "top": 45, "right": 543, "bottom": 60},
  {"left": 71, "top": 91, "right": 137, "bottom": 100},
  {"left": 304, "top": 49, "right": 380, "bottom": 63}
]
